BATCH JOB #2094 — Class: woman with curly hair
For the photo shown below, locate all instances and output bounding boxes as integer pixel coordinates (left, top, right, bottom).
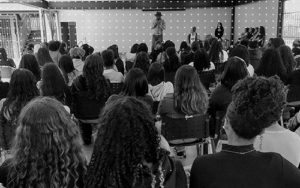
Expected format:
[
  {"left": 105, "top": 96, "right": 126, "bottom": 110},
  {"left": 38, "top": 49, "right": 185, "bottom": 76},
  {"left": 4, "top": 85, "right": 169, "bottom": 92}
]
[
  {"left": 84, "top": 96, "right": 187, "bottom": 188},
  {"left": 71, "top": 54, "right": 110, "bottom": 145},
  {"left": 0, "top": 69, "right": 39, "bottom": 150},
  {"left": 19, "top": 54, "right": 41, "bottom": 81},
  {"left": 190, "top": 76, "right": 300, "bottom": 188},
  {"left": 208, "top": 40, "right": 227, "bottom": 64},
  {"left": 0, "top": 97, "right": 86, "bottom": 187}
]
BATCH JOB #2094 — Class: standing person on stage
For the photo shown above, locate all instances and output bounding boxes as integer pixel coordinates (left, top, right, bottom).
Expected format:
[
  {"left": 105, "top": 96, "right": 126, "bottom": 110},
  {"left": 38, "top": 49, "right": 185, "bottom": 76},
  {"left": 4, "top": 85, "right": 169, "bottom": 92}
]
[
  {"left": 152, "top": 12, "right": 166, "bottom": 50},
  {"left": 187, "top": 26, "right": 199, "bottom": 46},
  {"left": 215, "top": 22, "right": 224, "bottom": 40}
]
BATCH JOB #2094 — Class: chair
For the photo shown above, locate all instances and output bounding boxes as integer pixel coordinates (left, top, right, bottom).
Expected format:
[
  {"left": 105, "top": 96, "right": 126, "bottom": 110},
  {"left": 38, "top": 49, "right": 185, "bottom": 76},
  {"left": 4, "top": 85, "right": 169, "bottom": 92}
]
[
  {"left": 0, "top": 66, "right": 14, "bottom": 82},
  {"left": 110, "top": 82, "right": 123, "bottom": 95},
  {"left": 198, "top": 70, "right": 216, "bottom": 90},
  {"left": 161, "top": 114, "right": 215, "bottom": 155}
]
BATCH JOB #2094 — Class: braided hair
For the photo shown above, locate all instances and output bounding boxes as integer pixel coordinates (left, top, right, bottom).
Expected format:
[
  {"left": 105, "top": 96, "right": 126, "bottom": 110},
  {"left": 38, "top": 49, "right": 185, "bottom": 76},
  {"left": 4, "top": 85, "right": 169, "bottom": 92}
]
[{"left": 84, "top": 97, "right": 164, "bottom": 188}]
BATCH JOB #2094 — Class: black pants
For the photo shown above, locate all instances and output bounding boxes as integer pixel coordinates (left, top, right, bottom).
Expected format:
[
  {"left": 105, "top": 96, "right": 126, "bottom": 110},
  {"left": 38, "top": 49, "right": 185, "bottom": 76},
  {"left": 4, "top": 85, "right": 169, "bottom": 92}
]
[{"left": 79, "top": 122, "right": 93, "bottom": 145}]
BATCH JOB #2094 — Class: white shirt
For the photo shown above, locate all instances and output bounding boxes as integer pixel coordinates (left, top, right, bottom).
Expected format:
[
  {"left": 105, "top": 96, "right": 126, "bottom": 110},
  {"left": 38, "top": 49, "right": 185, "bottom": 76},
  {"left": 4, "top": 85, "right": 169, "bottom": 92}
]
[
  {"left": 247, "top": 64, "right": 255, "bottom": 77},
  {"left": 254, "top": 124, "right": 300, "bottom": 167}
]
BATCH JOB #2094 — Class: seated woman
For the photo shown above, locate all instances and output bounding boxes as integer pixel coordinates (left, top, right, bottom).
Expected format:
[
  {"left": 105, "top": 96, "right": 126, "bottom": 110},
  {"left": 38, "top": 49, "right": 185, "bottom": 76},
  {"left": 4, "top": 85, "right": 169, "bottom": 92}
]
[
  {"left": 36, "top": 47, "right": 53, "bottom": 67},
  {"left": 84, "top": 96, "right": 187, "bottom": 188},
  {"left": 208, "top": 57, "right": 249, "bottom": 137},
  {"left": 253, "top": 76, "right": 300, "bottom": 167},
  {"left": 39, "top": 63, "right": 72, "bottom": 110},
  {"left": 229, "top": 44, "right": 254, "bottom": 76},
  {"left": 19, "top": 54, "right": 41, "bottom": 82},
  {"left": 134, "top": 51, "right": 151, "bottom": 75},
  {"left": 108, "top": 44, "right": 125, "bottom": 75},
  {"left": 190, "top": 76, "right": 300, "bottom": 188},
  {"left": 0, "top": 97, "right": 86, "bottom": 187},
  {"left": 164, "top": 47, "right": 181, "bottom": 83},
  {"left": 148, "top": 62, "right": 174, "bottom": 102},
  {"left": 102, "top": 49, "right": 124, "bottom": 83},
  {"left": 287, "top": 61, "right": 300, "bottom": 103},
  {"left": 108, "top": 68, "right": 153, "bottom": 109},
  {"left": 0, "top": 69, "right": 39, "bottom": 151},
  {"left": 0, "top": 48, "right": 16, "bottom": 68},
  {"left": 71, "top": 54, "right": 111, "bottom": 145},
  {"left": 59, "top": 55, "right": 80, "bottom": 86},
  {"left": 189, "top": 49, "right": 215, "bottom": 72}
]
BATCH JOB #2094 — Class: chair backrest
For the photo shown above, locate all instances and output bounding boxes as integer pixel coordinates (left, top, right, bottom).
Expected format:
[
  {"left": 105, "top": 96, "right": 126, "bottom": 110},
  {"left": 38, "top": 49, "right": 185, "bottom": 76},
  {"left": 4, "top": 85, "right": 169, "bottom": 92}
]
[
  {"left": 110, "top": 82, "right": 124, "bottom": 95},
  {"left": 0, "top": 66, "right": 14, "bottom": 82},
  {"left": 161, "top": 114, "right": 209, "bottom": 142},
  {"left": 198, "top": 70, "right": 216, "bottom": 89}
]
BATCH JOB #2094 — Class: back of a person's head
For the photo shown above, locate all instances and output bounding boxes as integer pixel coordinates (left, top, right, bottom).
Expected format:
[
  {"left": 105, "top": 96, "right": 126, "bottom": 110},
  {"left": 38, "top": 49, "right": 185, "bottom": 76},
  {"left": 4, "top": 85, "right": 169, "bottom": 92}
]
[
  {"left": 147, "top": 62, "right": 165, "bottom": 86},
  {"left": 227, "top": 76, "right": 286, "bottom": 139},
  {"left": 278, "top": 45, "right": 296, "bottom": 74},
  {"left": 181, "top": 50, "right": 194, "bottom": 65},
  {"left": 134, "top": 51, "right": 150, "bottom": 74},
  {"left": 19, "top": 54, "right": 41, "bottom": 81},
  {"left": 81, "top": 44, "right": 94, "bottom": 59},
  {"left": 122, "top": 68, "right": 148, "bottom": 97},
  {"left": 180, "top": 41, "right": 189, "bottom": 51},
  {"left": 7, "top": 68, "right": 38, "bottom": 104},
  {"left": 85, "top": 96, "right": 161, "bottom": 187},
  {"left": 174, "top": 65, "right": 208, "bottom": 115},
  {"left": 165, "top": 47, "right": 181, "bottom": 72},
  {"left": 191, "top": 41, "right": 201, "bottom": 52},
  {"left": 58, "top": 42, "right": 68, "bottom": 55},
  {"left": 137, "top": 43, "right": 148, "bottom": 53},
  {"left": 70, "top": 47, "right": 85, "bottom": 59},
  {"left": 48, "top": 40, "right": 61, "bottom": 52},
  {"left": 8, "top": 97, "right": 85, "bottom": 188},
  {"left": 163, "top": 40, "right": 175, "bottom": 51},
  {"left": 248, "top": 41, "right": 258, "bottom": 49},
  {"left": 193, "top": 49, "right": 211, "bottom": 72},
  {"left": 41, "top": 63, "right": 66, "bottom": 102},
  {"left": 240, "top": 39, "right": 249, "bottom": 48},
  {"left": 130, "top": 43, "right": 139, "bottom": 53},
  {"left": 220, "top": 57, "right": 249, "bottom": 89},
  {"left": 102, "top": 49, "right": 115, "bottom": 68},
  {"left": 108, "top": 44, "right": 119, "bottom": 59},
  {"left": 229, "top": 44, "right": 250, "bottom": 66},
  {"left": 59, "top": 55, "right": 75, "bottom": 74},
  {"left": 208, "top": 40, "right": 223, "bottom": 63},
  {"left": 256, "top": 48, "right": 287, "bottom": 79},
  {"left": 36, "top": 47, "right": 53, "bottom": 66},
  {"left": 0, "top": 48, "right": 8, "bottom": 61},
  {"left": 269, "top": 37, "right": 285, "bottom": 49}
]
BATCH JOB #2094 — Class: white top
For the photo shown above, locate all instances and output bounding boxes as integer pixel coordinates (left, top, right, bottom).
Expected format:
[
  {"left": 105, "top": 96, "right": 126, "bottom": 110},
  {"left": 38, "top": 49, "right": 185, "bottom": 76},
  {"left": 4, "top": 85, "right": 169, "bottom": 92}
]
[
  {"left": 247, "top": 64, "right": 255, "bottom": 77},
  {"left": 188, "top": 62, "right": 215, "bottom": 72},
  {"left": 103, "top": 69, "right": 124, "bottom": 83},
  {"left": 254, "top": 124, "right": 300, "bottom": 167},
  {"left": 148, "top": 81, "right": 174, "bottom": 102}
]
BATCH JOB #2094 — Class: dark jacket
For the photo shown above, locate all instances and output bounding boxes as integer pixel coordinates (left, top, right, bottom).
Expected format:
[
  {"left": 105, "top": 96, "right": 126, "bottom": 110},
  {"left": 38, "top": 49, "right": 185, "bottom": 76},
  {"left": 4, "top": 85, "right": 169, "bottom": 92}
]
[
  {"left": 116, "top": 58, "right": 125, "bottom": 75},
  {"left": 71, "top": 75, "right": 110, "bottom": 120},
  {"left": 287, "top": 69, "right": 300, "bottom": 102},
  {"left": 0, "top": 82, "right": 9, "bottom": 100}
]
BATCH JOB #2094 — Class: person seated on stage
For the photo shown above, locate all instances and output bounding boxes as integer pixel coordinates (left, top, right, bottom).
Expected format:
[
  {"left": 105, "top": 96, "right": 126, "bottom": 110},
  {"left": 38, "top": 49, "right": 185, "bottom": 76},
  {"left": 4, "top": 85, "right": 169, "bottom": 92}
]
[
  {"left": 102, "top": 49, "right": 124, "bottom": 83},
  {"left": 248, "top": 40, "right": 262, "bottom": 71},
  {"left": 0, "top": 48, "right": 15, "bottom": 68},
  {"left": 256, "top": 48, "right": 287, "bottom": 83},
  {"left": 108, "top": 68, "right": 153, "bottom": 110},
  {"left": 229, "top": 44, "right": 254, "bottom": 76},
  {"left": 190, "top": 76, "right": 300, "bottom": 188},
  {"left": 134, "top": 51, "right": 151, "bottom": 75},
  {"left": 148, "top": 62, "right": 174, "bottom": 102},
  {"left": 84, "top": 96, "right": 187, "bottom": 188},
  {"left": 70, "top": 47, "right": 85, "bottom": 74},
  {"left": 251, "top": 76, "right": 300, "bottom": 167},
  {"left": 187, "top": 26, "right": 199, "bottom": 45},
  {"left": 0, "top": 97, "right": 86, "bottom": 188},
  {"left": 48, "top": 40, "right": 62, "bottom": 65},
  {"left": 108, "top": 44, "right": 124, "bottom": 75}
]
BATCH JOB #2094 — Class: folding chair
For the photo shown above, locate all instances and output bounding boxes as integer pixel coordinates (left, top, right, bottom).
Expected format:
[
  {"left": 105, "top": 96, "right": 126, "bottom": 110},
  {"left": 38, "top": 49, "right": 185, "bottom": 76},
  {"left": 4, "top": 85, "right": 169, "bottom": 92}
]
[
  {"left": 110, "top": 82, "right": 124, "bottom": 95},
  {"left": 161, "top": 114, "right": 216, "bottom": 156}
]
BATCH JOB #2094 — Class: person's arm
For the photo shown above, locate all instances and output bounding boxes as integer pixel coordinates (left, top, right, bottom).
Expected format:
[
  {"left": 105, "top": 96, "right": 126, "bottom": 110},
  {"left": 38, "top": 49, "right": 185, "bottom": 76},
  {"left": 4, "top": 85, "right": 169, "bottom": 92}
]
[
  {"left": 282, "top": 156, "right": 300, "bottom": 187},
  {"left": 161, "top": 19, "right": 166, "bottom": 30},
  {"left": 152, "top": 19, "right": 157, "bottom": 29}
]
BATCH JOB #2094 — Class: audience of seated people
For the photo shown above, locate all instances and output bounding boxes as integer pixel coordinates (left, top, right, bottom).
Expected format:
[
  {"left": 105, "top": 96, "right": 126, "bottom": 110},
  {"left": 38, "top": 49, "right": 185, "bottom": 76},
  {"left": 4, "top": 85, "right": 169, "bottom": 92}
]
[
  {"left": 0, "top": 48, "right": 15, "bottom": 68},
  {"left": 0, "top": 35, "right": 300, "bottom": 188}
]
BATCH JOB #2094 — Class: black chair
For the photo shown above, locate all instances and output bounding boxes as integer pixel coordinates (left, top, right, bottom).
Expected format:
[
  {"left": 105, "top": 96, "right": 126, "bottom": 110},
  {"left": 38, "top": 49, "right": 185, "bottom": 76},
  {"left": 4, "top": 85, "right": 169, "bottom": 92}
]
[
  {"left": 161, "top": 114, "right": 215, "bottom": 155},
  {"left": 198, "top": 70, "right": 216, "bottom": 90},
  {"left": 110, "top": 82, "right": 123, "bottom": 95}
]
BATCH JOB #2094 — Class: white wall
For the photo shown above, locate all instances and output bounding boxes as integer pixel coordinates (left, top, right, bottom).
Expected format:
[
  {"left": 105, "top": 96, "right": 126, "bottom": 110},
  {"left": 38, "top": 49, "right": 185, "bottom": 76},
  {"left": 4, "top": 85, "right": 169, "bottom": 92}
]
[
  {"left": 58, "top": 8, "right": 232, "bottom": 52},
  {"left": 234, "top": 0, "right": 279, "bottom": 42}
]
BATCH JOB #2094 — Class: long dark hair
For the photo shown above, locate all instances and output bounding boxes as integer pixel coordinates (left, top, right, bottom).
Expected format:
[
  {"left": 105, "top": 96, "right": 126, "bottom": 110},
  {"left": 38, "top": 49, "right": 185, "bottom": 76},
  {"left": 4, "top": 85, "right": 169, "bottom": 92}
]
[
  {"left": 36, "top": 47, "right": 53, "bottom": 66},
  {"left": 40, "top": 63, "right": 67, "bottom": 102},
  {"left": 84, "top": 96, "right": 163, "bottom": 187},
  {"left": 148, "top": 62, "right": 165, "bottom": 86},
  {"left": 165, "top": 47, "right": 181, "bottom": 72},
  {"left": 2, "top": 69, "right": 39, "bottom": 121},
  {"left": 256, "top": 48, "right": 287, "bottom": 82},
  {"left": 59, "top": 42, "right": 68, "bottom": 55},
  {"left": 121, "top": 68, "right": 148, "bottom": 97},
  {"left": 83, "top": 54, "right": 110, "bottom": 100},
  {"left": 278, "top": 45, "right": 296, "bottom": 74},
  {"left": 220, "top": 57, "right": 249, "bottom": 89},
  {"left": 134, "top": 52, "right": 150, "bottom": 74},
  {"left": 59, "top": 55, "right": 76, "bottom": 84},
  {"left": 19, "top": 54, "right": 41, "bottom": 81},
  {"left": 229, "top": 45, "right": 250, "bottom": 66},
  {"left": 193, "top": 49, "right": 211, "bottom": 72},
  {"left": 208, "top": 40, "right": 223, "bottom": 63},
  {"left": 174, "top": 65, "right": 208, "bottom": 115},
  {"left": 0, "top": 48, "right": 8, "bottom": 61},
  {"left": 8, "top": 97, "right": 86, "bottom": 188}
]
